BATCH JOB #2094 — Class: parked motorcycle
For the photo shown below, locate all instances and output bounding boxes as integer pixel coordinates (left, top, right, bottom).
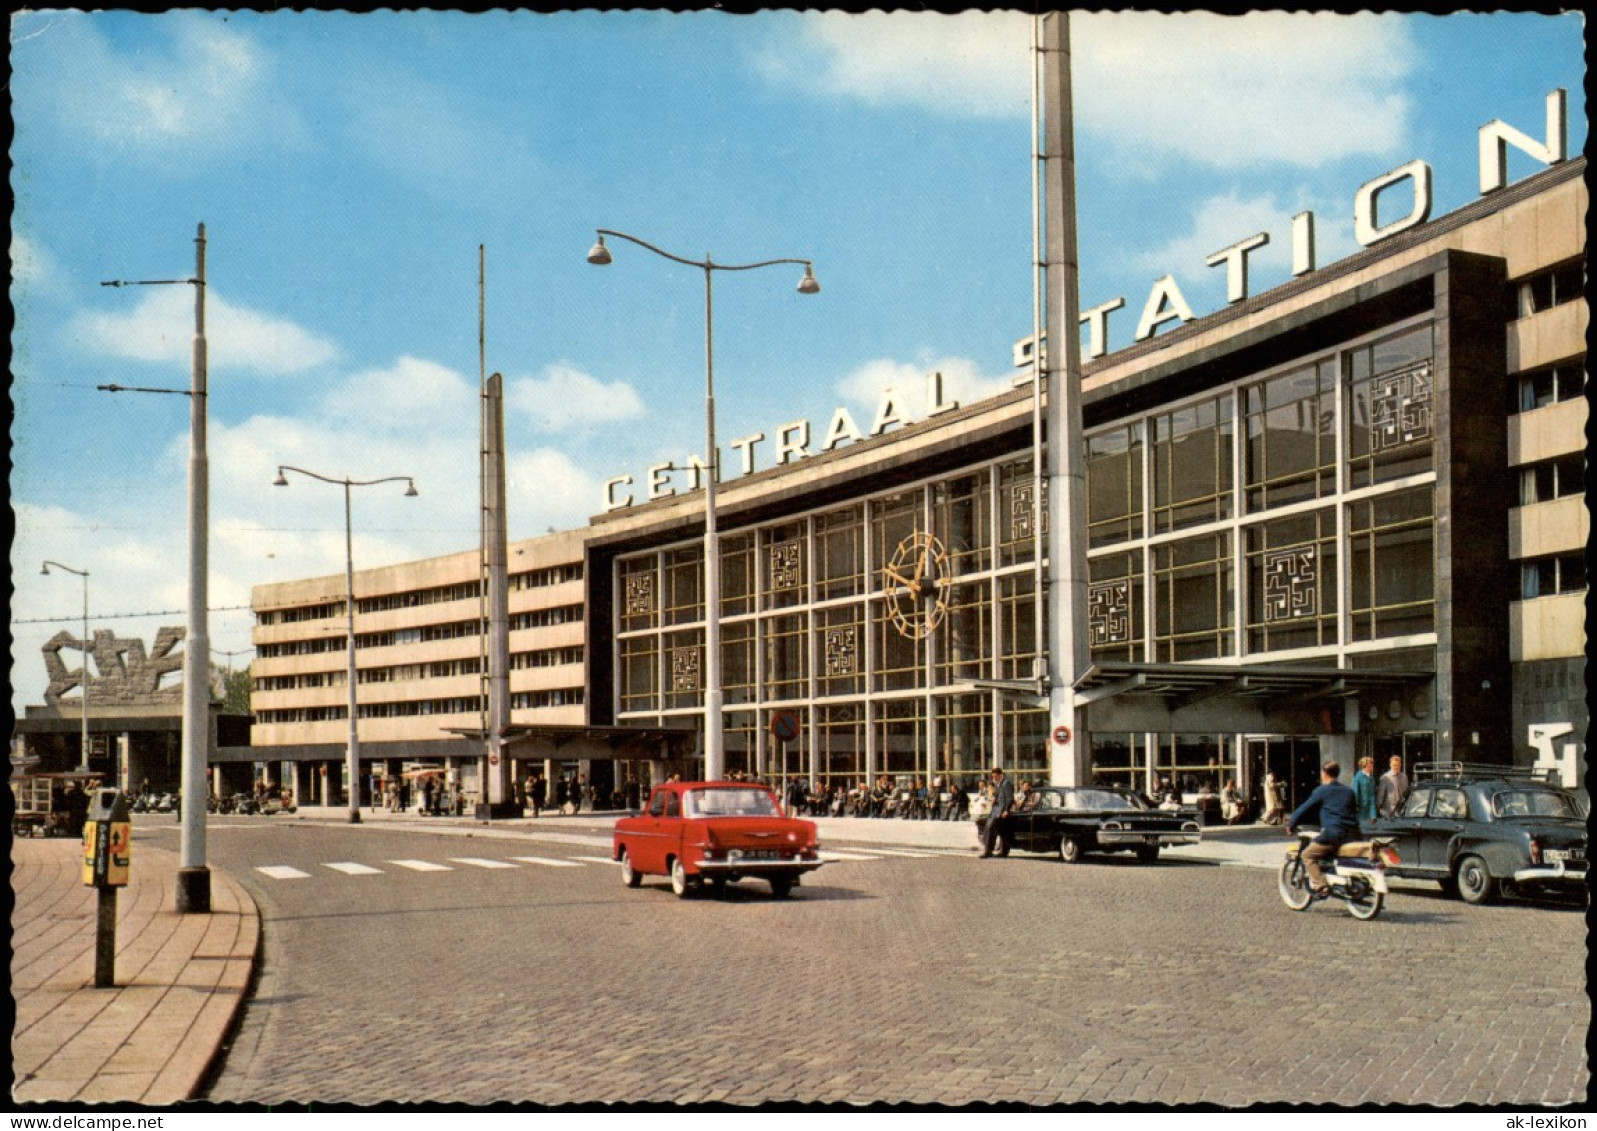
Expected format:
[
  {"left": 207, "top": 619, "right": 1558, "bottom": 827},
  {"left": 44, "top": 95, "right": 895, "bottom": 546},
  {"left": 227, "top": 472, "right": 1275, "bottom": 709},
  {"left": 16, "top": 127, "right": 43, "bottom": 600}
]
[
  {"left": 151, "top": 793, "right": 175, "bottom": 814},
  {"left": 1279, "top": 831, "right": 1400, "bottom": 920}
]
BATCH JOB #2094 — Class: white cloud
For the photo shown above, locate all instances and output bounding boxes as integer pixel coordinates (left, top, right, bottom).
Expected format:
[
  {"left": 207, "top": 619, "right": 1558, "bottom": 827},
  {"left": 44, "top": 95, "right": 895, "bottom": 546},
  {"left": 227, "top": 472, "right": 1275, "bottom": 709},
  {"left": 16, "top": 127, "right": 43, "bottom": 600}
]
[
  {"left": 507, "top": 364, "right": 646, "bottom": 432},
  {"left": 753, "top": 12, "right": 1031, "bottom": 119},
  {"left": 22, "top": 13, "right": 296, "bottom": 154},
  {"left": 508, "top": 448, "right": 611, "bottom": 531},
  {"left": 758, "top": 12, "right": 1417, "bottom": 167},
  {"left": 838, "top": 356, "right": 1014, "bottom": 423},
  {"left": 1075, "top": 13, "right": 1417, "bottom": 170},
  {"left": 319, "top": 356, "right": 476, "bottom": 425},
  {"left": 10, "top": 232, "right": 63, "bottom": 296},
  {"left": 70, "top": 286, "right": 340, "bottom": 375}
]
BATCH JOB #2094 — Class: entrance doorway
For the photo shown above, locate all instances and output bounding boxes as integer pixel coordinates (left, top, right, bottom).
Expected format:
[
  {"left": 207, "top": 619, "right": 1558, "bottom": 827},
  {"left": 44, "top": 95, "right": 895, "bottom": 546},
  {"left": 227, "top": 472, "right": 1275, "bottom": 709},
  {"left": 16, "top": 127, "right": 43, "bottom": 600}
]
[{"left": 1244, "top": 736, "right": 1321, "bottom": 817}]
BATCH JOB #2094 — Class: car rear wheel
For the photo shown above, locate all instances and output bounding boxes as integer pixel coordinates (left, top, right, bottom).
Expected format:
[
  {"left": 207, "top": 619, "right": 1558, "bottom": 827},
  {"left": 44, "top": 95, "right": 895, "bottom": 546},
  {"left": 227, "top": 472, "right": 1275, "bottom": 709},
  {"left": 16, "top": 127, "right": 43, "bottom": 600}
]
[
  {"left": 1058, "top": 837, "right": 1083, "bottom": 864},
  {"left": 619, "top": 848, "right": 641, "bottom": 888},
  {"left": 1455, "top": 855, "right": 1496, "bottom": 905},
  {"left": 1135, "top": 844, "right": 1160, "bottom": 864},
  {"left": 670, "top": 857, "right": 694, "bottom": 899},
  {"left": 768, "top": 877, "right": 795, "bottom": 899}
]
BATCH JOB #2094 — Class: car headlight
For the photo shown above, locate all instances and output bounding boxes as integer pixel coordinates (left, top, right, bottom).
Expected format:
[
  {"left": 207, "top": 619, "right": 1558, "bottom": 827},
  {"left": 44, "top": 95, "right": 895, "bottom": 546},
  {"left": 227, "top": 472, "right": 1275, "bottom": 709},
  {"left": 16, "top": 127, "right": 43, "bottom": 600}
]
[{"left": 727, "top": 849, "right": 744, "bottom": 861}]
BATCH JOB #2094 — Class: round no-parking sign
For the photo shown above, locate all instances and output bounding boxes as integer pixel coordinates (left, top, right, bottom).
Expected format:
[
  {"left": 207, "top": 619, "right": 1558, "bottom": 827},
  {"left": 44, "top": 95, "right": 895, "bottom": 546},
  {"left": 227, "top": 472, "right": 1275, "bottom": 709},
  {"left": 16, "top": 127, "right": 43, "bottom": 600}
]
[{"left": 1052, "top": 725, "right": 1072, "bottom": 746}]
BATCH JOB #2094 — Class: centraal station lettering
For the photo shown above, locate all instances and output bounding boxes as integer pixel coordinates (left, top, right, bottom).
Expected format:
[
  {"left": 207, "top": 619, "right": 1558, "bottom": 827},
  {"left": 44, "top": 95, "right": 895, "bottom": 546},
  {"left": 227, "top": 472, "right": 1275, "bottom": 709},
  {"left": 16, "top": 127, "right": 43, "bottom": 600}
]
[{"left": 604, "top": 89, "right": 1568, "bottom": 511}]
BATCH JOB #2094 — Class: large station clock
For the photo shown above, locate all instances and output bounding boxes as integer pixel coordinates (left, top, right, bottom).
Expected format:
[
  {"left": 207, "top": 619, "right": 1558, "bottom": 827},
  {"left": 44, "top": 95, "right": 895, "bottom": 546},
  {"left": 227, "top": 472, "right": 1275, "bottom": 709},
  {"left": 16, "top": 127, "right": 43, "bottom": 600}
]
[{"left": 883, "top": 531, "right": 951, "bottom": 640}]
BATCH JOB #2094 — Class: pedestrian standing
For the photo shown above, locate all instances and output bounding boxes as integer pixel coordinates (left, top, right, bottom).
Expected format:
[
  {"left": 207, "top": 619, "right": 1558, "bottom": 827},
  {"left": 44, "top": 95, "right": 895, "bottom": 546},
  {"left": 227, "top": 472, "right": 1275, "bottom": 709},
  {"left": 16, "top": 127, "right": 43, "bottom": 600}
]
[
  {"left": 980, "top": 767, "right": 1015, "bottom": 858},
  {"left": 1377, "top": 755, "right": 1410, "bottom": 818},
  {"left": 1352, "top": 756, "right": 1377, "bottom": 824}
]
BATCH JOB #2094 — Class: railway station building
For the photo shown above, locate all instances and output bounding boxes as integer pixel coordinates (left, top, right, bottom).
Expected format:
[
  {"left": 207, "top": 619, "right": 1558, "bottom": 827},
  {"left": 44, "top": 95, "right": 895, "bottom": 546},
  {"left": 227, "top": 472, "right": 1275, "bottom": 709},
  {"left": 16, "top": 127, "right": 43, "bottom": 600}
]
[{"left": 246, "top": 154, "right": 1587, "bottom": 816}]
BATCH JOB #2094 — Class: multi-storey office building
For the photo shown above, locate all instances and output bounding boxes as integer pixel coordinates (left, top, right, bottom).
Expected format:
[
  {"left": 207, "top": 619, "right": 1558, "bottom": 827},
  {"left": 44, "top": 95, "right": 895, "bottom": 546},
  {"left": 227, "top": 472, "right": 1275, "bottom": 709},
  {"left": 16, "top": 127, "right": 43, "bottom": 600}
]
[
  {"left": 247, "top": 528, "right": 626, "bottom": 805},
  {"left": 249, "top": 156, "right": 1586, "bottom": 814}
]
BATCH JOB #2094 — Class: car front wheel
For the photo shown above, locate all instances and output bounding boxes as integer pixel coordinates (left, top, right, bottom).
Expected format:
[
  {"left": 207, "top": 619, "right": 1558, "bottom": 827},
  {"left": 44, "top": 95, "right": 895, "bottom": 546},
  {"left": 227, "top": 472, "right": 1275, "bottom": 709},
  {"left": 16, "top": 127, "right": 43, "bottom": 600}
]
[
  {"left": 1059, "top": 837, "right": 1084, "bottom": 864},
  {"left": 670, "top": 857, "right": 694, "bottom": 899},
  {"left": 1455, "top": 855, "right": 1497, "bottom": 905},
  {"left": 619, "top": 848, "right": 641, "bottom": 888}
]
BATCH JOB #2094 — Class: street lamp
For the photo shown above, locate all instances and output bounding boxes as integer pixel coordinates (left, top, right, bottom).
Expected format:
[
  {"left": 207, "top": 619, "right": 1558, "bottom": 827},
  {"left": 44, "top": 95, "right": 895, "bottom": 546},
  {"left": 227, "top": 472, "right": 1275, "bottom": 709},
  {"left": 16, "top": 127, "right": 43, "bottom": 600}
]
[
  {"left": 41, "top": 561, "right": 92, "bottom": 773},
  {"left": 274, "top": 465, "right": 418, "bottom": 822},
  {"left": 587, "top": 228, "right": 819, "bottom": 781}
]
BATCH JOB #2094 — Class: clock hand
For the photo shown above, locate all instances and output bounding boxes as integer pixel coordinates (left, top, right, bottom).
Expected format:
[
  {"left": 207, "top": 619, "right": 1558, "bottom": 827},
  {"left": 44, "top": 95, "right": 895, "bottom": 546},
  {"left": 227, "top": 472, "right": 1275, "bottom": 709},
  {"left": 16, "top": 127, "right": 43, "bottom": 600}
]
[{"left": 884, "top": 565, "right": 922, "bottom": 596}]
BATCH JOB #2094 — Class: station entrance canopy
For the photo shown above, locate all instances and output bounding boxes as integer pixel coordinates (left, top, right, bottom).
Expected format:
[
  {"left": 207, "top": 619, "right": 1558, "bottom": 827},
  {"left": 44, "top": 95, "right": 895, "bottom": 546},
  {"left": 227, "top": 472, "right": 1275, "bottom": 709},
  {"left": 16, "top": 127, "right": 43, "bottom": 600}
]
[
  {"left": 1072, "top": 661, "right": 1432, "bottom": 736},
  {"left": 442, "top": 724, "right": 694, "bottom": 763}
]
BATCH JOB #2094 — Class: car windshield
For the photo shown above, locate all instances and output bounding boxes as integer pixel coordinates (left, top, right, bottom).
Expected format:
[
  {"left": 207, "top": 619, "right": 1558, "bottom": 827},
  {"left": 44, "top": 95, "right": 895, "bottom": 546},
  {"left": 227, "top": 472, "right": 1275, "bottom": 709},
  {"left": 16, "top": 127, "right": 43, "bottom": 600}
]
[
  {"left": 684, "top": 788, "right": 781, "bottom": 818},
  {"left": 1490, "top": 788, "right": 1581, "bottom": 819},
  {"left": 1064, "top": 790, "right": 1145, "bottom": 812}
]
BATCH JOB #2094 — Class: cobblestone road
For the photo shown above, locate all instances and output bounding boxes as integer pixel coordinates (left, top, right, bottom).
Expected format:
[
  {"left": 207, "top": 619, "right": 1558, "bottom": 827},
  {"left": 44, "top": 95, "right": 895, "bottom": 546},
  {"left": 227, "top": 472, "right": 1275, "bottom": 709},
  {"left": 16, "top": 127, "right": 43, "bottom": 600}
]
[{"left": 188, "top": 820, "right": 1589, "bottom": 1107}]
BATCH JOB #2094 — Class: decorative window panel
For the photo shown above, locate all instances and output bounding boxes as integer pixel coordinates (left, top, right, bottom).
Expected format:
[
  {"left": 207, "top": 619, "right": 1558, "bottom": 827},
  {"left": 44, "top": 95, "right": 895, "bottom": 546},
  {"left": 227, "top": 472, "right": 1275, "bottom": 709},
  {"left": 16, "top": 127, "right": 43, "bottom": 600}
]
[
  {"left": 625, "top": 573, "right": 654, "bottom": 617},
  {"left": 1088, "top": 579, "right": 1133, "bottom": 646},
  {"left": 670, "top": 646, "right": 701, "bottom": 693},
  {"left": 1369, "top": 361, "right": 1432, "bottom": 453},
  {"left": 824, "top": 625, "right": 858, "bottom": 677},
  {"left": 770, "top": 540, "right": 802, "bottom": 591},
  {"left": 1262, "top": 547, "right": 1318, "bottom": 621}
]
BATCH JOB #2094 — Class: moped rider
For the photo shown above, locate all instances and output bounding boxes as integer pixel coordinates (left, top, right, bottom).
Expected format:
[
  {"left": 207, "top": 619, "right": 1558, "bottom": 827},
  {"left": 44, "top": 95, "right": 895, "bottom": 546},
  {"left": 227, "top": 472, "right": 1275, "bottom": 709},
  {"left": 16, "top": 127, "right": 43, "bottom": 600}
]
[{"left": 1287, "top": 761, "right": 1361, "bottom": 898}]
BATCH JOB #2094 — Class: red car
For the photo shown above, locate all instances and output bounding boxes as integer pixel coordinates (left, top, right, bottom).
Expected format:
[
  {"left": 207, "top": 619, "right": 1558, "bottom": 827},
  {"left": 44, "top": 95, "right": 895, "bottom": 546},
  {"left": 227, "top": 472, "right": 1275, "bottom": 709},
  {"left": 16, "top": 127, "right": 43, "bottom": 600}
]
[{"left": 613, "top": 781, "right": 824, "bottom": 899}]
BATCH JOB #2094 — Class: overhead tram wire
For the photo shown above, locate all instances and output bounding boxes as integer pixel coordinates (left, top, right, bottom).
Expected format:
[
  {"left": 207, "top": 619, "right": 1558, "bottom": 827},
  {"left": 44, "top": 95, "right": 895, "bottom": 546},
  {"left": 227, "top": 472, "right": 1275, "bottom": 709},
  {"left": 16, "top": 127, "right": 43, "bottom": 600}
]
[{"left": 13, "top": 603, "right": 253, "bottom": 625}]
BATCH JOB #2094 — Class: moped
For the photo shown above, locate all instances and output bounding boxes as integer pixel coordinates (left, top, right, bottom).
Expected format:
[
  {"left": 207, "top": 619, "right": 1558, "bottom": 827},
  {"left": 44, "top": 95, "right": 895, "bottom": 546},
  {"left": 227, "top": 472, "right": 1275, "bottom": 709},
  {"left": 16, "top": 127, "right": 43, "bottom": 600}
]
[{"left": 1279, "top": 830, "right": 1401, "bottom": 920}]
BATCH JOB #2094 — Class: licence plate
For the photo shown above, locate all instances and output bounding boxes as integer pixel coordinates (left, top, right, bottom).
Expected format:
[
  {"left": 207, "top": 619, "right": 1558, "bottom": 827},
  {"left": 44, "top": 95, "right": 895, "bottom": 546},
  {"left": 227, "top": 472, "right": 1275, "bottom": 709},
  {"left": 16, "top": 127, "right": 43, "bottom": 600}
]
[
  {"left": 739, "top": 850, "right": 782, "bottom": 860},
  {"left": 1547, "top": 848, "right": 1585, "bottom": 863}
]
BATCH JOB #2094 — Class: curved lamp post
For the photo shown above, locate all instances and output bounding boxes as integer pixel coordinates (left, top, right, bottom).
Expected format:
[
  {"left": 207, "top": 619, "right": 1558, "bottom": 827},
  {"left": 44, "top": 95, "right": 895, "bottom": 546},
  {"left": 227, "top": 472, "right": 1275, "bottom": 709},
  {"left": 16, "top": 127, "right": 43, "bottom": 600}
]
[
  {"left": 41, "top": 560, "right": 92, "bottom": 773},
  {"left": 274, "top": 466, "right": 417, "bottom": 822},
  {"left": 587, "top": 229, "right": 818, "bottom": 782}
]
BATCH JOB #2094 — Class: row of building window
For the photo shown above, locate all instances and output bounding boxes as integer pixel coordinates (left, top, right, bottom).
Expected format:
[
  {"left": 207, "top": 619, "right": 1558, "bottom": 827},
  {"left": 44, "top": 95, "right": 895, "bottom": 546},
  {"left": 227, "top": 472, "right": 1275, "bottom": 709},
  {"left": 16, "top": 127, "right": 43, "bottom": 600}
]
[
  {"left": 511, "top": 688, "right": 586, "bottom": 709},
  {"left": 258, "top": 637, "right": 345, "bottom": 659},
  {"left": 1508, "top": 259, "right": 1585, "bottom": 321},
  {"left": 254, "top": 645, "right": 585, "bottom": 692},
  {"left": 1511, "top": 358, "right": 1585, "bottom": 415},
  {"left": 1518, "top": 452, "right": 1585, "bottom": 505},
  {"left": 357, "top": 581, "right": 479, "bottom": 614},
  {"left": 1087, "top": 326, "right": 1434, "bottom": 549},
  {"left": 258, "top": 564, "right": 586, "bottom": 628},
  {"left": 511, "top": 563, "right": 584, "bottom": 590},
  {"left": 1520, "top": 553, "right": 1587, "bottom": 600},
  {"left": 511, "top": 604, "right": 585, "bottom": 630},
  {"left": 616, "top": 487, "right": 1435, "bottom": 713},
  {"left": 511, "top": 646, "right": 585, "bottom": 669}
]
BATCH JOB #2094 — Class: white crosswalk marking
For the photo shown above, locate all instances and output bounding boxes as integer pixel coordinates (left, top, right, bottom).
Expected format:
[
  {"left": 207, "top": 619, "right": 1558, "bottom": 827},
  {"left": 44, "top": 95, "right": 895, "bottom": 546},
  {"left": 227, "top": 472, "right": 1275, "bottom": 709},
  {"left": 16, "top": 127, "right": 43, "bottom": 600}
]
[
  {"left": 571, "top": 856, "right": 618, "bottom": 865},
  {"left": 509, "top": 856, "right": 584, "bottom": 868},
  {"left": 448, "top": 857, "right": 518, "bottom": 869},
  {"left": 324, "top": 862, "right": 384, "bottom": 875},
  {"left": 389, "top": 859, "right": 453, "bottom": 872},
  {"left": 817, "top": 851, "right": 881, "bottom": 862},
  {"left": 256, "top": 865, "right": 312, "bottom": 880},
  {"left": 848, "top": 847, "right": 933, "bottom": 858}
]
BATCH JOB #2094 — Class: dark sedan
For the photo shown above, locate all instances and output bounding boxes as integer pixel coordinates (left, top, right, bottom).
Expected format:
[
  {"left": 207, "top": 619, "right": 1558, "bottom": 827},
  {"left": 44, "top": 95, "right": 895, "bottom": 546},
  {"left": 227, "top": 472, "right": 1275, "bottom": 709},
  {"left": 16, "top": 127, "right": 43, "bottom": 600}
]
[
  {"left": 977, "top": 786, "right": 1202, "bottom": 863},
  {"left": 1372, "top": 772, "right": 1587, "bottom": 905}
]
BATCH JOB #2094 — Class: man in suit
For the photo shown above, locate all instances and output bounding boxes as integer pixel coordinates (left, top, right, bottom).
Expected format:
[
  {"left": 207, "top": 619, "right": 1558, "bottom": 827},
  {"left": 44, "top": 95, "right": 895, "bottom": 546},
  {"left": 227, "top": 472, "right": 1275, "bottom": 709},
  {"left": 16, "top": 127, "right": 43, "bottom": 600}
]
[
  {"left": 980, "top": 767, "right": 1015, "bottom": 858},
  {"left": 1377, "top": 755, "right": 1410, "bottom": 819}
]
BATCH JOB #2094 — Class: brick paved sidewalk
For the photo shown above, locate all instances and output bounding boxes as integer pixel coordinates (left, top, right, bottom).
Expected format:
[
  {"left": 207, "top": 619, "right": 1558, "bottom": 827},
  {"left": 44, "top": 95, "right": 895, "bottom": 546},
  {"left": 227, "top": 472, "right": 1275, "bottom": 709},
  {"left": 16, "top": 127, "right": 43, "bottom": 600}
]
[{"left": 10, "top": 836, "right": 259, "bottom": 1105}]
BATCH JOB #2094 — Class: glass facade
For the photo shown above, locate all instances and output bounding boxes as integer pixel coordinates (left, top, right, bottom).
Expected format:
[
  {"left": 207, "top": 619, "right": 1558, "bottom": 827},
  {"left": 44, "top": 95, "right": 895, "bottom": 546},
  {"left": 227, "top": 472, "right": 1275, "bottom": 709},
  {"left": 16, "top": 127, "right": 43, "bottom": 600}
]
[{"left": 612, "top": 316, "right": 1440, "bottom": 793}]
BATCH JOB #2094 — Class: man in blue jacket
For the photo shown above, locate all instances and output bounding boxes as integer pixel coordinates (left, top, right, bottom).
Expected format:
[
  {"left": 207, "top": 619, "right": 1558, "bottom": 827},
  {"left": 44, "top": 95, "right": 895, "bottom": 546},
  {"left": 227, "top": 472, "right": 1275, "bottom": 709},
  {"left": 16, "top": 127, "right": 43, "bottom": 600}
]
[{"left": 1288, "top": 761, "right": 1361, "bottom": 896}]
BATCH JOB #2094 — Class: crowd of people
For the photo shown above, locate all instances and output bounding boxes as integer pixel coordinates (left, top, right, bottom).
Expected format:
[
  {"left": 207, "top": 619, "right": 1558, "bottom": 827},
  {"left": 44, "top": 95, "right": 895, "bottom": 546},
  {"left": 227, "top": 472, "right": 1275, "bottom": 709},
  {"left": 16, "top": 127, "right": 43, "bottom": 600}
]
[{"left": 780, "top": 775, "right": 976, "bottom": 820}]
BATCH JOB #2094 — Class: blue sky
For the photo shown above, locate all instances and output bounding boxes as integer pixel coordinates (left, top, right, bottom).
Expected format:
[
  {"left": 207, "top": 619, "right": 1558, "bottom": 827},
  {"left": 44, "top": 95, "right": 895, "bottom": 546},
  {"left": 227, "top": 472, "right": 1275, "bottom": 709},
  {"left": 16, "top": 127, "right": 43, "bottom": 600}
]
[{"left": 8, "top": 10, "right": 1586, "bottom": 712}]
